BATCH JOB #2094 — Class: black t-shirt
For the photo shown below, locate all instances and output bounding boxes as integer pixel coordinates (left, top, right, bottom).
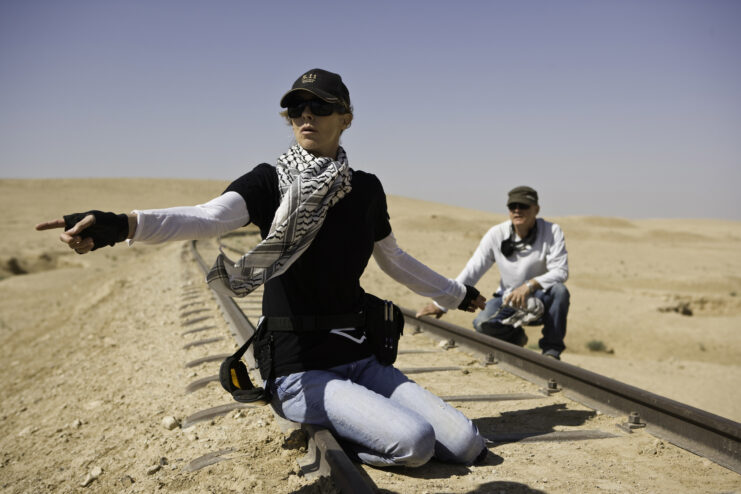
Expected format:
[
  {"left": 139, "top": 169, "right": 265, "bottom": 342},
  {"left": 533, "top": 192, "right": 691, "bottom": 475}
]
[{"left": 224, "top": 163, "right": 392, "bottom": 377}]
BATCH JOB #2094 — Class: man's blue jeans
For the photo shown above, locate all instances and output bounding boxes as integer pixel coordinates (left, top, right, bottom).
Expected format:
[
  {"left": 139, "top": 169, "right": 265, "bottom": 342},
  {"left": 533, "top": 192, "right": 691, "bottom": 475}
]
[
  {"left": 473, "top": 283, "right": 570, "bottom": 355},
  {"left": 267, "top": 355, "right": 485, "bottom": 467}
]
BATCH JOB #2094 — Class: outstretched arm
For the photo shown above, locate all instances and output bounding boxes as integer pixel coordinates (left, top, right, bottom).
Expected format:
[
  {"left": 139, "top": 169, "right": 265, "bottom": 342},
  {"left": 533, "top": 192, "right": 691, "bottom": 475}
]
[
  {"left": 373, "top": 232, "right": 485, "bottom": 314},
  {"left": 415, "top": 226, "right": 499, "bottom": 318}
]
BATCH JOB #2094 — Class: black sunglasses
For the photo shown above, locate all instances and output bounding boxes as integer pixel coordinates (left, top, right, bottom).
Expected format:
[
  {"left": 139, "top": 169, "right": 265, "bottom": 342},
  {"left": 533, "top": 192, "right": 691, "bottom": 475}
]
[
  {"left": 286, "top": 99, "right": 347, "bottom": 118},
  {"left": 508, "top": 203, "right": 531, "bottom": 211}
]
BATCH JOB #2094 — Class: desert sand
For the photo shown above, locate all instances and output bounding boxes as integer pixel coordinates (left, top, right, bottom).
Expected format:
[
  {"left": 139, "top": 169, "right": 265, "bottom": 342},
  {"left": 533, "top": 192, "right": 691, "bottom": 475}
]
[{"left": 1, "top": 178, "right": 740, "bottom": 493}]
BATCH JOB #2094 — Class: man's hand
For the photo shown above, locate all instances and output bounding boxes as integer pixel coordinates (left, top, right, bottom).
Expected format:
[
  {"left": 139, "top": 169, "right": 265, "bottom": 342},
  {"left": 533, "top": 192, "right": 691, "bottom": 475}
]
[
  {"left": 35, "top": 214, "right": 96, "bottom": 254},
  {"left": 416, "top": 303, "right": 445, "bottom": 319},
  {"left": 504, "top": 281, "right": 537, "bottom": 309}
]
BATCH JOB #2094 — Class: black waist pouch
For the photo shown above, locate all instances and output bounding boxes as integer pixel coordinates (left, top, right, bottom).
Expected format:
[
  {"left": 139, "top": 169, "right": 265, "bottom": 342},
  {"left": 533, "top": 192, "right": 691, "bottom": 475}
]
[{"left": 363, "top": 293, "right": 404, "bottom": 366}]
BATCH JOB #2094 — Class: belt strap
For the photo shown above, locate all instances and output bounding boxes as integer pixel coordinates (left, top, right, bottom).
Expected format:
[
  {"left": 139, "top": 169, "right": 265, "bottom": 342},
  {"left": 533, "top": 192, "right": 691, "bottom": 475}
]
[{"left": 267, "top": 313, "right": 365, "bottom": 332}]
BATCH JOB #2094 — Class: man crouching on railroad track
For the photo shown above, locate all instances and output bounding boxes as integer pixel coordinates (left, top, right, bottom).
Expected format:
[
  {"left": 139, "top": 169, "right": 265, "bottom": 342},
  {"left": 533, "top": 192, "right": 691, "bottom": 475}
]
[{"left": 417, "top": 186, "right": 570, "bottom": 359}]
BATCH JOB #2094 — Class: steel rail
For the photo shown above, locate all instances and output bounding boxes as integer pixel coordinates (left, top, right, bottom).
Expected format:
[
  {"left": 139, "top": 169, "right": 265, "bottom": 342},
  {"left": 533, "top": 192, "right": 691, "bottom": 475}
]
[
  {"left": 189, "top": 240, "right": 376, "bottom": 493},
  {"left": 402, "top": 307, "right": 741, "bottom": 474}
]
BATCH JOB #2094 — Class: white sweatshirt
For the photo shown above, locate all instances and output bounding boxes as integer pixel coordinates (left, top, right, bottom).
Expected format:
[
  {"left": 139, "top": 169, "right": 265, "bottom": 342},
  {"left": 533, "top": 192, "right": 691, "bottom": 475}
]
[{"left": 456, "top": 218, "right": 569, "bottom": 296}]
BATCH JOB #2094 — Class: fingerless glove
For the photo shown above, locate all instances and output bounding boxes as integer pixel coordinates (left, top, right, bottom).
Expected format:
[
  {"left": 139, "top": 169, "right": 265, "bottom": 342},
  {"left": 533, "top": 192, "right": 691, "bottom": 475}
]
[
  {"left": 457, "top": 284, "right": 480, "bottom": 310},
  {"left": 63, "top": 210, "right": 129, "bottom": 251}
]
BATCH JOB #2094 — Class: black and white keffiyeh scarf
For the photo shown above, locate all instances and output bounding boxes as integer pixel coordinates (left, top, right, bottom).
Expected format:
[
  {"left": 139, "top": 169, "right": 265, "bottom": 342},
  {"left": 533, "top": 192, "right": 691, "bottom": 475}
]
[{"left": 206, "top": 145, "right": 352, "bottom": 297}]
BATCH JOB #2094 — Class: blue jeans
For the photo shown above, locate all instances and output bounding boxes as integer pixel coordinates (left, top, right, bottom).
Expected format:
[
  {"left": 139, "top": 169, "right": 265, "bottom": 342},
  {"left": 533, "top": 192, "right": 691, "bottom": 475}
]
[
  {"left": 267, "top": 355, "right": 485, "bottom": 467},
  {"left": 473, "top": 283, "right": 570, "bottom": 355}
]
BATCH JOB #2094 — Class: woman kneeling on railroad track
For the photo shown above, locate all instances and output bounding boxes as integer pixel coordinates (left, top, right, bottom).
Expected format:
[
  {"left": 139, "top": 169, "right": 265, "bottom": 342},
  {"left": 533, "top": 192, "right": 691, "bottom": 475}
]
[{"left": 36, "top": 68, "right": 488, "bottom": 468}]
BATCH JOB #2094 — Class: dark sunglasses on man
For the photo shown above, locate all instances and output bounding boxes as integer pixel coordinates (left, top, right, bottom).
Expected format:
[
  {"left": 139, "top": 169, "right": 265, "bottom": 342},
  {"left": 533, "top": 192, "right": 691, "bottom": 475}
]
[
  {"left": 508, "top": 203, "right": 531, "bottom": 212},
  {"left": 287, "top": 99, "right": 348, "bottom": 118}
]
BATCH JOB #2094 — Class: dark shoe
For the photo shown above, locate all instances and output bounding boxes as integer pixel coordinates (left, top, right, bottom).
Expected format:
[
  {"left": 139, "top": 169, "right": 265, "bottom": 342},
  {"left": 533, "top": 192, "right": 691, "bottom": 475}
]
[
  {"left": 511, "top": 329, "right": 528, "bottom": 347},
  {"left": 473, "top": 446, "right": 489, "bottom": 465},
  {"left": 479, "top": 320, "right": 527, "bottom": 347},
  {"left": 543, "top": 349, "right": 561, "bottom": 360}
]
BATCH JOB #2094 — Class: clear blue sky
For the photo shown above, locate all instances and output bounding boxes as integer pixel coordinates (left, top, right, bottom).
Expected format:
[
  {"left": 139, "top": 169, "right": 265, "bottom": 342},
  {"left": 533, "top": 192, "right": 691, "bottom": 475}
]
[{"left": 2, "top": 0, "right": 740, "bottom": 219}]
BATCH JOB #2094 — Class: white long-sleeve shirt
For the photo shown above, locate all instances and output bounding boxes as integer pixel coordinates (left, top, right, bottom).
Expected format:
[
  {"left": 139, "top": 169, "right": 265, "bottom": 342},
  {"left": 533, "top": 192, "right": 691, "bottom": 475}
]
[
  {"left": 129, "top": 192, "right": 466, "bottom": 309},
  {"left": 456, "top": 218, "right": 569, "bottom": 296}
]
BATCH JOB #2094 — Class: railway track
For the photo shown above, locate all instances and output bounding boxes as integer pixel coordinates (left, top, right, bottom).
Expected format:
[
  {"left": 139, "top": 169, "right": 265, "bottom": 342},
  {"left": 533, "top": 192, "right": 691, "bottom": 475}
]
[{"left": 181, "top": 236, "right": 741, "bottom": 493}]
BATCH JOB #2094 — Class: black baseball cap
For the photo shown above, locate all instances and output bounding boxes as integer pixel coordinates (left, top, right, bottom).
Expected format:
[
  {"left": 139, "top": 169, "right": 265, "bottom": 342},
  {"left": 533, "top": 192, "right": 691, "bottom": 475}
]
[
  {"left": 280, "top": 68, "right": 351, "bottom": 110},
  {"left": 507, "top": 186, "right": 539, "bottom": 207}
]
